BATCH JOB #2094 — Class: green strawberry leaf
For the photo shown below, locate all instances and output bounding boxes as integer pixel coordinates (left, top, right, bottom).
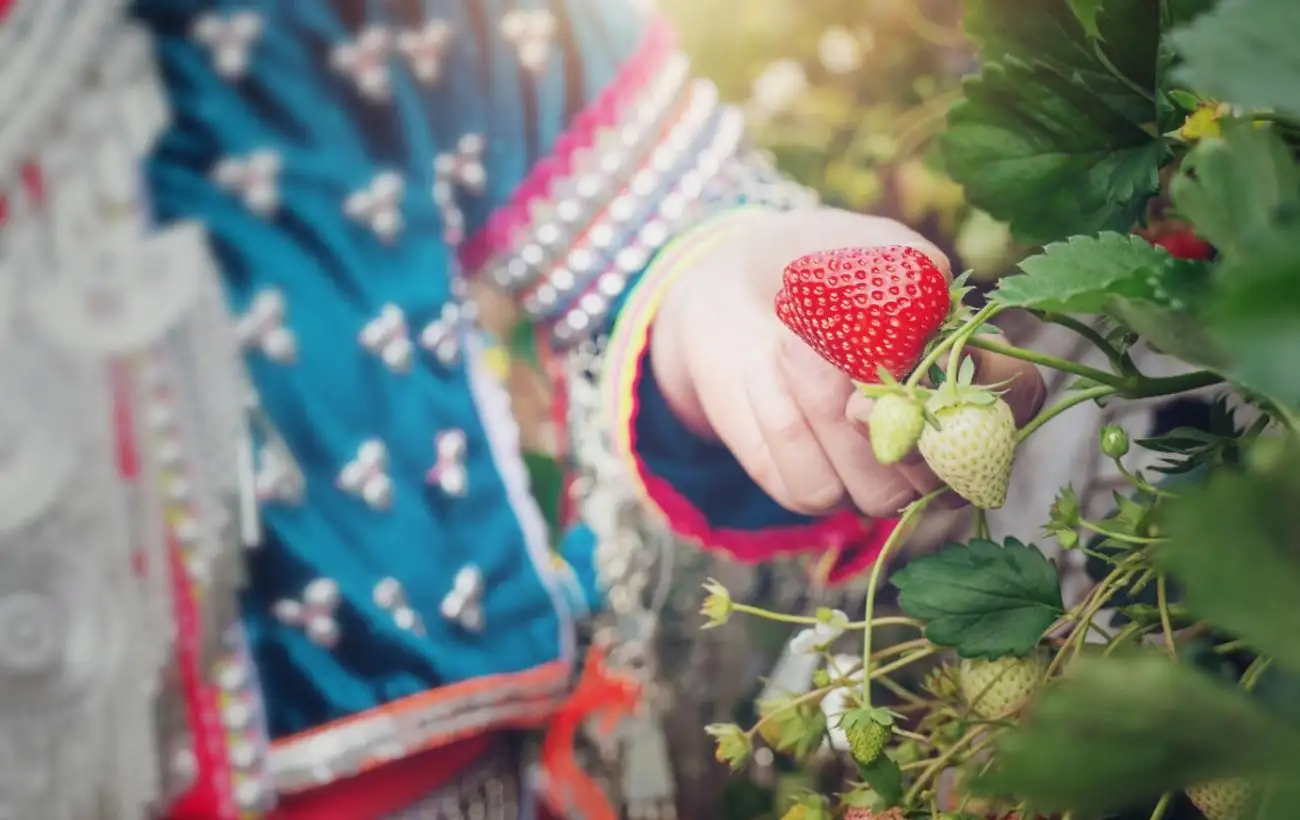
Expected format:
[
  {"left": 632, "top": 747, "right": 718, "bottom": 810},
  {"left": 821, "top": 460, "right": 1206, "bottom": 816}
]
[
  {"left": 1206, "top": 211, "right": 1300, "bottom": 412},
  {"left": 1171, "top": 0, "right": 1300, "bottom": 122},
  {"left": 972, "top": 653, "right": 1300, "bottom": 815},
  {"left": 1170, "top": 122, "right": 1300, "bottom": 262},
  {"left": 942, "top": 61, "right": 1166, "bottom": 245},
  {"left": 1069, "top": 0, "right": 1105, "bottom": 39},
  {"left": 941, "top": 0, "right": 1166, "bottom": 244},
  {"left": 855, "top": 753, "right": 904, "bottom": 808},
  {"left": 991, "top": 232, "right": 1174, "bottom": 313},
  {"left": 1155, "top": 445, "right": 1300, "bottom": 676},
  {"left": 891, "top": 538, "right": 1065, "bottom": 659}
]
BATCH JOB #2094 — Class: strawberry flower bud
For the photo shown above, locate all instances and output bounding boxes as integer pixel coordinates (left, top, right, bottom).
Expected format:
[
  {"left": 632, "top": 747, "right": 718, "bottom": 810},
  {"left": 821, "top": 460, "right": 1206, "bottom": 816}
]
[
  {"left": 1100, "top": 424, "right": 1130, "bottom": 458},
  {"left": 699, "top": 578, "right": 734, "bottom": 629}
]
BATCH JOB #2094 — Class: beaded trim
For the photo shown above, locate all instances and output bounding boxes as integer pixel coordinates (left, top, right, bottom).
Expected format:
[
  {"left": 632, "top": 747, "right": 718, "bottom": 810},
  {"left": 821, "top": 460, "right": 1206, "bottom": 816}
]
[
  {"left": 546, "top": 106, "right": 746, "bottom": 348},
  {"left": 481, "top": 54, "right": 692, "bottom": 292},
  {"left": 459, "top": 20, "right": 678, "bottom": 272},
  {"left": 517, "top": 80, "right": 721, "bottom": 320},
  {"left": 268, "top": 662, "right": 569, "bottom": 795}
]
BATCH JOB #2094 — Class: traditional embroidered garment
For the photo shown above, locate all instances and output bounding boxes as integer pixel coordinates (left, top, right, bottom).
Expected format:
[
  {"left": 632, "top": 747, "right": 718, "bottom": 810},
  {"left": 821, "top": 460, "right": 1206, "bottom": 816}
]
[{"left": 0, "top": 1, "right": 898, "bottom": 818}]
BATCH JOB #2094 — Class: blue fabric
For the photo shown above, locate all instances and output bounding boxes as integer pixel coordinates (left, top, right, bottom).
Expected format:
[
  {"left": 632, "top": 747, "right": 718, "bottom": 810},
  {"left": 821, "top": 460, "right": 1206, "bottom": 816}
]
[
  {"left": 635, "top": 345, "right": 819, "bottom": 533},
  {"left": 133, "top": 0, "right": 646, "bottom": 738}
]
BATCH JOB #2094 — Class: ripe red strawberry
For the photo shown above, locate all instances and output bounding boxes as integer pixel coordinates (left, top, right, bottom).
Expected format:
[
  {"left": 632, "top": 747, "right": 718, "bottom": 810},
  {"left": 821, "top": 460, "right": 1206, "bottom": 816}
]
[
  {"left": 1150, "top": 228, "right": 1214, "bottom": 260},
  {"left": 775, "top": 246, "right": 950, "bottom": 384}
]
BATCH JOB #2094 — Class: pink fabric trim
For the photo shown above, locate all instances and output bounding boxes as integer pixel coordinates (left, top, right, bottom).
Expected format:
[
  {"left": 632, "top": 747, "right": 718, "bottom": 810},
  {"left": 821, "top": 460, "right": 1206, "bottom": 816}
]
[
  {"left": 625, "top": 329, "right": 899, "bottom": 584},
  {"left": 458, "top": 19, "right": 676, "bottom": 272}
]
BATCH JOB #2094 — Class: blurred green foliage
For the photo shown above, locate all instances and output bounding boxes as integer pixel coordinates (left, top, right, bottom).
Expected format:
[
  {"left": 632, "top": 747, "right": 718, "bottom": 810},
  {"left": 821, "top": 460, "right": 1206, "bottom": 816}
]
[{"left": 659, "top": 0, "right": 1024, "bottom": 278}]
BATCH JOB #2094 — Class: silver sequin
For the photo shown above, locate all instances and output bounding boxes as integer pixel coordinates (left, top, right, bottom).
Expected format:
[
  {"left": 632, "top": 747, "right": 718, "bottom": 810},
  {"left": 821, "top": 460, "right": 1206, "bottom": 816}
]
[
  {"left": 272, "top": 578, "right": 342, "bottom": 648},
  {"left": 236, "top": 288, "right": 298, "bottom": 363},
  {"left": 337, "top": 439, "right": 394, "bottom": 510},
  {"left": 192, "top": 10, "right": 263, "bottom": 79}
]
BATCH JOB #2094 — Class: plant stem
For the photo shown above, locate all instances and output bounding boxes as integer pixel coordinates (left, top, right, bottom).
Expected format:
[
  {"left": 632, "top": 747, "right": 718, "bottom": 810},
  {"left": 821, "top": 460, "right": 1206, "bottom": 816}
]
[
  {"left": 1123, "top": 369, "right": 1224, "bottom": 398},
  {"left": 1079, "top": 519, "right": 1164, "bottom": 545},
  {"left": 966, "top": 336, "right": 1119, "bottom": 386},
  {"left": 974, "top": 508, "right": 990, "bottom": 540},
  {"left": 1157, "top": 574, "right": 1178, "bottom": 661},
  {"left": 1017, "top": 386, "right": 1117, "bottom": 443},
  {"left": 745, "top": 685, "right": 831, "bottom": 740},
  {"left": 1149, "top": 794, "right": 1174, "bottom": 820},
  {"left": 1241, "top": 657, "right": 1274, "bottom": 692},
  {"left": 861, "top": 491, "right": 943, "bottom": 706},
  {"left": 965, "top": 336, "right": 1225, "bottom": 398},
  {"left": 906, "top": 304, "right": 1002, "bottom": 389},
  {"left": 1038, "top": 311, "right": 1129, "bottom": 371},
  {"left": 902, "top": 726, "right": 985, "bottom": 805}
]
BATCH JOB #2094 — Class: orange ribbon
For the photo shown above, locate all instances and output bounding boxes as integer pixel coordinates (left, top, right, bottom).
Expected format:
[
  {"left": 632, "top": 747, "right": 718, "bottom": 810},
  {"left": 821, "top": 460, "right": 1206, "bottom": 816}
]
[{"left": 539, "top": 645, "right": 642, "bottom": 820}]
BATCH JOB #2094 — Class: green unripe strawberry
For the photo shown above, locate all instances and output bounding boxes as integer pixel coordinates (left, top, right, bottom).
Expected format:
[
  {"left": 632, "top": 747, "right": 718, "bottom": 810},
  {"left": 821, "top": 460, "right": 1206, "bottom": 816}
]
[
  {"left": 868, "top": 393, "right": 925, "bottom": 465},
  {"left": 958, "top": 653, "right": 1047, "bottom": 719},
  {"left": 845, "top": 718, "right": 891, "bottom": 765},
  {"left": 1185, "top": 777, "right": 1254, "bottom": 820},
  {"left": 919, "top": 391, "right": 1017, "bottom": 510}
]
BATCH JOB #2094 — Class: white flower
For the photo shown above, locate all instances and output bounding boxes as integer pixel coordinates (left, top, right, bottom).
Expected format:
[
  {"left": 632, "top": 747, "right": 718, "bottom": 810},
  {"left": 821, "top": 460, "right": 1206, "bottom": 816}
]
[
  {"left": 818, "top": 26, "right": 864, "bottom": 75},
  {"left": 750, "top": 59, "right": 807, "bottom": 116},
  {"left": 821, "top": 655, "right": 868, "bottom": 752},
  {"left": 790, "top": 609, "right": 851, "bottom": 655}
]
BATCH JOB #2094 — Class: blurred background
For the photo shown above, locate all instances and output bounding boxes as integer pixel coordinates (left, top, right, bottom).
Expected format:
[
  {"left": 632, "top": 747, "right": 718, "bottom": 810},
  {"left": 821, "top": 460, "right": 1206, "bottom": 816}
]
[{"left": 660, "top": 0, "right": 1023, "bottom": 283}]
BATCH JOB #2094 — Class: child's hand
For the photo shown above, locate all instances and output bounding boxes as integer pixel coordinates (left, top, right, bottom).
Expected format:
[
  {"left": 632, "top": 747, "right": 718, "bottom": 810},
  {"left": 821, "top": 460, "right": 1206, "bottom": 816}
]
[{"left": 650, "top": 208, "right": 1045, "bottom": 518}]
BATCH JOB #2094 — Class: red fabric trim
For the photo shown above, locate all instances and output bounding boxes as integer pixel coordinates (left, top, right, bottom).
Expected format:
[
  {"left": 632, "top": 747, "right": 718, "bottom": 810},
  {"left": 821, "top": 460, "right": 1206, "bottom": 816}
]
[
  {"left": 272, "top": 736, "right": 493, "bottom": 820},
  {"left": 625, "top": 329, "right": 899, "bottom": 584}
]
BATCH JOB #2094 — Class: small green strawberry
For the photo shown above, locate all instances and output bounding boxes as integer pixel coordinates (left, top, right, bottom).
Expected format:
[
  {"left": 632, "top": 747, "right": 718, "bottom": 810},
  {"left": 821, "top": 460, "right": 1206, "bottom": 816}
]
[
  {"left": 918, "top": 361, "right": 1017, "bottom": 509},
  {"left": 1185, "top": 777, "right": 1254, "bottom": 820},
  {"left": 839, "top": 707, "right": 894, "bottom": 765},
  {"left": 868, "top": 392, "right": 925, "bottom": 466},
  {"left": 958, "top": 652, "right": 1048, "bottom": 719}
]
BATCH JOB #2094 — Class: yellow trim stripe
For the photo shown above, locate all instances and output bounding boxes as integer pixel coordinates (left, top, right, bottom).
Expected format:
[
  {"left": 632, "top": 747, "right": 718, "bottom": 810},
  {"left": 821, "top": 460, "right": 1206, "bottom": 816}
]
[{"left": 602, "top": 206, "right": 769, "bottom": 522}]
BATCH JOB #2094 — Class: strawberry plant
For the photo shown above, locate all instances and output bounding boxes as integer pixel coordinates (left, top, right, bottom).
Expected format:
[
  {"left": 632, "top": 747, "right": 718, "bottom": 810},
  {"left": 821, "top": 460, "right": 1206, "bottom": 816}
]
[{"left": 702, "top": 1, "right": 1300, "bottom": 818}]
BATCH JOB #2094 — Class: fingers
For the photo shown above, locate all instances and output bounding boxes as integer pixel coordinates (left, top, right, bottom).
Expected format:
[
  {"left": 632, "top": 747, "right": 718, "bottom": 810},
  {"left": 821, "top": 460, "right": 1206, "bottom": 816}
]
[
  {"left": 741, "top": 347, "right": 846, "bottom": 513},
  {"left": 776, "top": 332, "right": 919, "bottom": 518}
]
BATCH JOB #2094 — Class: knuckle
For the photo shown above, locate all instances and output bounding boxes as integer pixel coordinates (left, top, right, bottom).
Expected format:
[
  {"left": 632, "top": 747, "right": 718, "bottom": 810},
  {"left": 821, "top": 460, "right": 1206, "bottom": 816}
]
[
  {"left": 853, "top": 482, "right": 918, "bottom": 519},
  {"left": 789, "top": 480, "right": 846, "bottom": 515}
]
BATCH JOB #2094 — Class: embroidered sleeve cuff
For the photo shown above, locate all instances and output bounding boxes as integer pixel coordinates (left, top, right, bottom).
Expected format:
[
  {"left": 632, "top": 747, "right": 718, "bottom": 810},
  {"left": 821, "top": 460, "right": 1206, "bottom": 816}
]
[
  {"left": 600, "top": 209, "right": 898, "bottom": 582},
  {"left": 461, "top": 19, "right": 818, "bottom": 351}
]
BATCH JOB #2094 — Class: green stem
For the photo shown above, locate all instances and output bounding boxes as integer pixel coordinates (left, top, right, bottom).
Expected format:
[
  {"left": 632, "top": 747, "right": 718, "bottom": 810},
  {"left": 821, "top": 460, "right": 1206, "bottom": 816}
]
[
  {"left": 1038, "top": 311, "right": 1129, "bottom": 371},
  {"left": 1157, "top": 574, "right": 1178, "bottom": 660},
  {"left": 1080, "top": 519, "right": 1164, "bottom": 545},
  {"left": 1149, "top": 793, "right": 1174, "bottom": 820},
  {"left": 965, "top": 336, "right": 1225, "bottom": 399},
  {"left": 945, "top": 303, "right": 1002, "bottom": 384},
  {"left": 861, "top": 491, "right": 943, "bottom": 706},
  {"left": 1017, "top": 386, "right": 1117, "bottom": 443},
  {"left": 1241, "top": 657, "right": 1273, "bottom": 692},
  {"left": 974, "top": 508, "right": 990, "bottom": 540},
  {"left": 1123, "top": 369, "right": 1225, "bottom": 398},
  {"left": 966, "top": 336, "right": 1120, "bottom": 387},
  {"left": 905, "top": 303, "right": 1002, "bottom": 389}
]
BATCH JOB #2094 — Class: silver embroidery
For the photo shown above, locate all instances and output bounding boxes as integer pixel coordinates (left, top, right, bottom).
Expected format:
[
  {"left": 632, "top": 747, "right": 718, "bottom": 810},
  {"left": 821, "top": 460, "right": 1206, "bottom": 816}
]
[
  {"left": 359, "top": 304, "right": 415, "bottom": 373},
  {"left": 397, "top": 19, "right": 454, "bottom": 85},
  {"left": 338, "top": 439, "right": 394, "bottom": 510},
  {"left": 419, "top": 301, "right": 472, "bottom": 367},
  {"left": 344, "top": 171, "right": 405, "bottom": 241},
  {"left": 192, "top": 10, "right": 264, "bottom": 79},
  {"left": 440, "top": 565, "right": 485, "bottom": 632},
  {"left": 212, "top": 149, "right": 281, "bottom": 216},
  {"left": 331, "top": 25, "right": 394, "bottom": 101},
  {"left": 254, "top": 440, "right": 304, "bottom": 506},
  {"left": 272, "top": 578, "right": 342, "bottom": 648},
  {"left": 500, "top": 10, "right": 556, "bottom": 73},
  {"left": 433, "top": 134, "right": 486, "bottom": 246},
  {"left": 373, "top": 578, "right": 425, "bottom": 636},
  {"left": 236, "top": 288, "right": 298, "bottom": 364},
  {"left": 426, "top": 428, "right": 468, "bottom": 497}
]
